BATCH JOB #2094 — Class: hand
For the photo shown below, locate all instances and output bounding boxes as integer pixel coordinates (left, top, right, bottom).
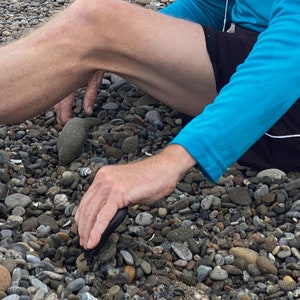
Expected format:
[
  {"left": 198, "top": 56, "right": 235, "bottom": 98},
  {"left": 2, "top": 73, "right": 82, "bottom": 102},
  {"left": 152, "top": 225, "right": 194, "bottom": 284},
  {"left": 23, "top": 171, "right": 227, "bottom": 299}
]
[
  {"left": 54, "top": 70, "right": 104, "bottom": 124},
  {"left": 75, "top": 145, "right": 196, "bottom": 249}
]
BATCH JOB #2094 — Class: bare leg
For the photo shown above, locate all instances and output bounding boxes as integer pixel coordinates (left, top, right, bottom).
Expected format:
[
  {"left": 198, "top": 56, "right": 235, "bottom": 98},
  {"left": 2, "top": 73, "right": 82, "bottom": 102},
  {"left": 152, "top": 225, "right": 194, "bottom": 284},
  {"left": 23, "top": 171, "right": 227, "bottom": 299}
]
[{"left": 0, "top": 0, "right": 217, "bottom": 124}]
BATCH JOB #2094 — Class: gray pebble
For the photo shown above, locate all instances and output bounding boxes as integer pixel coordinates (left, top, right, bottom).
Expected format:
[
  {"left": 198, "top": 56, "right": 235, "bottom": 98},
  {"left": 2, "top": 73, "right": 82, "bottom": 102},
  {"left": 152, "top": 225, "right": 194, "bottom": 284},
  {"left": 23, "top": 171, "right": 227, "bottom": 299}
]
[
  {"left": 257, "top": 169, "right": 286, "bottom": 180},
  {"left": 102, "top": 102, "right": 119, "bottom": 110},
  {"left": 166, "top": 227, "right": 194, "bottom": 243},
  {"left": 120, "top": 250, "right": 134, "bottom": 265},
  {"left": 5, "top": 193, "right": 32, "bottom": 210},
  {"left": 209, "top": 266, "right": 228, "bottom": 281},
  {"left": 145, "top": 110, "right": 163, "bottom": 129},
  {"left": 122, "top": 135, "right": 138, "bottom": 154},
  {"left": 2, "top": 295, "right": 20, "bottom": 300},
  {"left": 30, "top": 276, "right": 48, "bottom": 292},
  {"left": 140, "top": 260, "right": 152, "bottom": 275},
  {"left": 81, "top": 292, "right": 98, "bottom": 300},
  {"left": 197, "top": 265, "right": 212, "bottom": 282},
  {"left": 66, "top": 278, "right": 85, "bottom": 292},
  {"left": 285, "top": 178, "right": 300, "bottom": 191},
  {"left": 135, "top": 212, "right": 153, "bottom": 226},
  {"left": 171, "top": 242, "right": 193, "bottom": 261},
  {"left": 254, "top": 184, "right": 269, "bottom": 200},
  {"left": 228, "top": 187, "right": 252, "bottom": 206},
  {"left": 57, "top": 117, "right": 89, "bottom": 165}
]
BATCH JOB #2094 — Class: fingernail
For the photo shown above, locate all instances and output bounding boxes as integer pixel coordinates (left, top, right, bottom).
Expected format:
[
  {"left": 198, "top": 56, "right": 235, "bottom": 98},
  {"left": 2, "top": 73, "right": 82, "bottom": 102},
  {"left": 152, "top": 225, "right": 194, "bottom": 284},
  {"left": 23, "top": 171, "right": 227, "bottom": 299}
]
[
  {"left": 87, "top": 239, "right": 93, "bottom": 249},
  {"left": 86, "top": 106, "right": 93, "bottom": 115}
]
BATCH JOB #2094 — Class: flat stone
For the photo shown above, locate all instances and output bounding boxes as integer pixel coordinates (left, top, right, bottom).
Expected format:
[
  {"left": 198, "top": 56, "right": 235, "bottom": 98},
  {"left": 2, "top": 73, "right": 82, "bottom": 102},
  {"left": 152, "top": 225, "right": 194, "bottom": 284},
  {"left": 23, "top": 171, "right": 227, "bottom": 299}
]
[{"left": 228, "top": 187, "right": 252, "bottom": 206}]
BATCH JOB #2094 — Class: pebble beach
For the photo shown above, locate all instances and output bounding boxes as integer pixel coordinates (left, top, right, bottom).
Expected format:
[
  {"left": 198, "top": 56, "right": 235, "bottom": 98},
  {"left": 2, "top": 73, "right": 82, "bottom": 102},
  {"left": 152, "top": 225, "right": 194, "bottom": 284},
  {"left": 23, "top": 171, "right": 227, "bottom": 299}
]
[{"left": 1, "top": 1, "right": 300, "bottom": 300}]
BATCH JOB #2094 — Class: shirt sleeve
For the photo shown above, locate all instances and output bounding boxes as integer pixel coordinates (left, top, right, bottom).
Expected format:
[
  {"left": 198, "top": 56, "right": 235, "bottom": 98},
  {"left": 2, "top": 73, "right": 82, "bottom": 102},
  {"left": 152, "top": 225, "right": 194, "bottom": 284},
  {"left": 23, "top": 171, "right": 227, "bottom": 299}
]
[
  {"left": 160, "top": 0, "right": 235, "bottom": 30},
  {"left": 170, "top": 0, "right": 300, "bottom": 182}
]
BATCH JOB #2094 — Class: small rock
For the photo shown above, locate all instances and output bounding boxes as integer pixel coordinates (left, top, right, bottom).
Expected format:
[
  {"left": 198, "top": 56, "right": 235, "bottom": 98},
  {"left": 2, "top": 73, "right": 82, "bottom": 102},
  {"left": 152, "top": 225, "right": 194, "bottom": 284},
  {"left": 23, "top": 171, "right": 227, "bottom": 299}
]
[
  {"left": 257, "top": 169, "right": 286, "bottom": 180},
  {"left": 228, "top": 187, "right": 252, "bottom": 206},
  {"left": 5, "top": 193, "right": 32, "bottom": 210},
  {"left": 171, "top": 242, "right": 193, "bottom": 261},
  {"left": 230, "top": 247, "right": 258, "bottom": 264},
  {"left": 197, "top": 265, "right": 212, "bottom": 282},
  {"left": 145, "top": 110, "right": 163, "bottom": 129},
  {"left": 256, "top": 255, "right": 278, "bottom": 275},
  {"left": 166, "top": 227, "right": 194, "bottom": 243},
  {"left": 135, "top": 212, "right": 153, "bottom": 226},
  {"left": 76, "top": 253, "right": 89, "bottom": 273},
  {"left": 278, "top": 275, "right": 296, "bottom": 291},
  {"left": 140, "top": 260, "right": 152, "bottom": 275},
  {"left": 209, "top": 266, "right": 228, "bottom": 281},
  {"left": 0, "top": 265, "right": 11, "bottom": 292},
  {"left": 57, "top": 117, "right": 88, "bottom": 164},
  {"left": 121, "top": 135, "right": 138, "bottom": 154},
  {"left": 66, "top": 278, "right": 85, "bottom": 292},
  {"left": 120, "top": 250, "right": 134, "bottom": 265}
]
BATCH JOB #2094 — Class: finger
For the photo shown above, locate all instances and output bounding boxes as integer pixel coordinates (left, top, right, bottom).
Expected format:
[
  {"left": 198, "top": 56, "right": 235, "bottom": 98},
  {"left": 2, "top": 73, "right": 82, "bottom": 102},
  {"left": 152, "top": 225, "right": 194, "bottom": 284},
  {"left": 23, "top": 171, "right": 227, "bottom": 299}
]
[
  {"left": 54, "top": 93, "right": 75, "bottom": 124},
  {"left": 83, "top": 70, "right": 104, "bottom": 115},
  {"left": 75, "top": 177, "right": 109, "bottom": 247},
  {"left": 86, "top": 201, "right": 119, "bottom": 249},
  {"left": 75, "top": 191, "right": 101, "bottom": 247}
]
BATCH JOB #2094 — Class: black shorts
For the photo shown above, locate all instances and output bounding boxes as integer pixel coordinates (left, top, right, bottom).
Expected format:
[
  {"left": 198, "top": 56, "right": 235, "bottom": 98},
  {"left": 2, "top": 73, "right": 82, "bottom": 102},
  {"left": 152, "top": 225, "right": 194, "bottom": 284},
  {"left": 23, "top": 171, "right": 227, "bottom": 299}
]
[{"left": 199, "top": 25, "right": 300, "bottom": 172}]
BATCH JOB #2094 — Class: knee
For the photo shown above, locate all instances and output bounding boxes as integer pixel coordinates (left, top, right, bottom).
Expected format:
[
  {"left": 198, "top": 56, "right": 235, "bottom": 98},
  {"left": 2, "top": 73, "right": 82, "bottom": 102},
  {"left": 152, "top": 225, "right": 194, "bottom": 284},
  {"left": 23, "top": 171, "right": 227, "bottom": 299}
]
[{"left": 67, "top": 0, "right": 114, "bottom": 27}]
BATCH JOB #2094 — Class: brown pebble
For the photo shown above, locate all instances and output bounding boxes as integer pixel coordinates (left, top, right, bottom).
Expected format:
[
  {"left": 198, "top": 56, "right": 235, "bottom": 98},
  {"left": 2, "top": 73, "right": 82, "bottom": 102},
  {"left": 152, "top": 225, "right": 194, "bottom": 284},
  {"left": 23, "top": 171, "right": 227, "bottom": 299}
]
[
  {"left": 70, "top": 223, "right": 78, "bottom": 235},
  {"left": 124, "top": 265, "right": 136, "bottom": 284},
  {"left": 1, "top": 258, "right": 17, "bottom": 274},
  {"left": 215, "top": 222, "right": 224, "bottom": 231},
  {"left": 0, "top": 265, "right": 11, "bottom": 292},
  {"left": 56, "top": 232, "right": 69, "bottom": 241},
  {"left": 230, "top": 247, "right": 258, "bottom": 264},
  {"left": 76, "top": 253, "right": 89, "bottom": 273},
  {"left": 248, "top": 232, "right": 265, "bottom": 244},
  {"left": 256, "top": 255, "right": 278, "bottom": 275},
  {"left": 232, "top": 240, "right": 250, "bottom": 248},
  {"left": 278, "top": 275, "right": 296, "bottom": 291},
  {"left": 263, "top": 235, "right": 278, "bottom": 253},
  {"left": 187, "top": 260, "right": 196, "bottom": 270},
  {"left": 262, "top": 190, "right": 278, "bottom": 204},
  {"left": 240, "top": 295, "right": 251, "bottom": 300}
]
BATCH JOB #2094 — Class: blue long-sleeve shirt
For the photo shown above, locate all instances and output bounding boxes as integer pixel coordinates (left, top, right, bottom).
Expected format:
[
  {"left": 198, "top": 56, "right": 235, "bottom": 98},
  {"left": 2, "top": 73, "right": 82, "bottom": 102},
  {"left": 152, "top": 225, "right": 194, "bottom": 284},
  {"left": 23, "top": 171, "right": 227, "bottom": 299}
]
[{"left": 160, "top": 0, "right": 300, "bottom": 182}]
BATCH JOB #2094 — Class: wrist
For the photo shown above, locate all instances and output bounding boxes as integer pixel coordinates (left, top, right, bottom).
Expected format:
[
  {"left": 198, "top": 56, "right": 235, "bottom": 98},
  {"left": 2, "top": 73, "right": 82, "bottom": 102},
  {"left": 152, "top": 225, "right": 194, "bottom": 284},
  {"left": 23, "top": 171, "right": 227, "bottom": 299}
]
[{"left": 160, "top": 144, "right": 196, "bottom": 181}]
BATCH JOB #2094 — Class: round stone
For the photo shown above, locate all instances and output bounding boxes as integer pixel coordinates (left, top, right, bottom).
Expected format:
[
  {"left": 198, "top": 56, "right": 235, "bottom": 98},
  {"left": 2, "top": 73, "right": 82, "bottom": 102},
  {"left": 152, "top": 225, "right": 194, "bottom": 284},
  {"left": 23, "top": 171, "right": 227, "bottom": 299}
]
[{"left": 0, "top": 265, "right": 11, "bottom": 292}]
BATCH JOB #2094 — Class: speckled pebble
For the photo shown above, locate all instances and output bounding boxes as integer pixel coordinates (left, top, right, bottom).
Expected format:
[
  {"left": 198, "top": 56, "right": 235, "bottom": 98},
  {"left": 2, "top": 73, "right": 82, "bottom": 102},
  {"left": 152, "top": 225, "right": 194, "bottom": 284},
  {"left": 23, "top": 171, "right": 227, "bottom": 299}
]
[
  {"left": 135, "top": 212, "right": 153, "bottom": 226},
  {"left": 257, "top": 169, "right": 286, "bottom": 180}
]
